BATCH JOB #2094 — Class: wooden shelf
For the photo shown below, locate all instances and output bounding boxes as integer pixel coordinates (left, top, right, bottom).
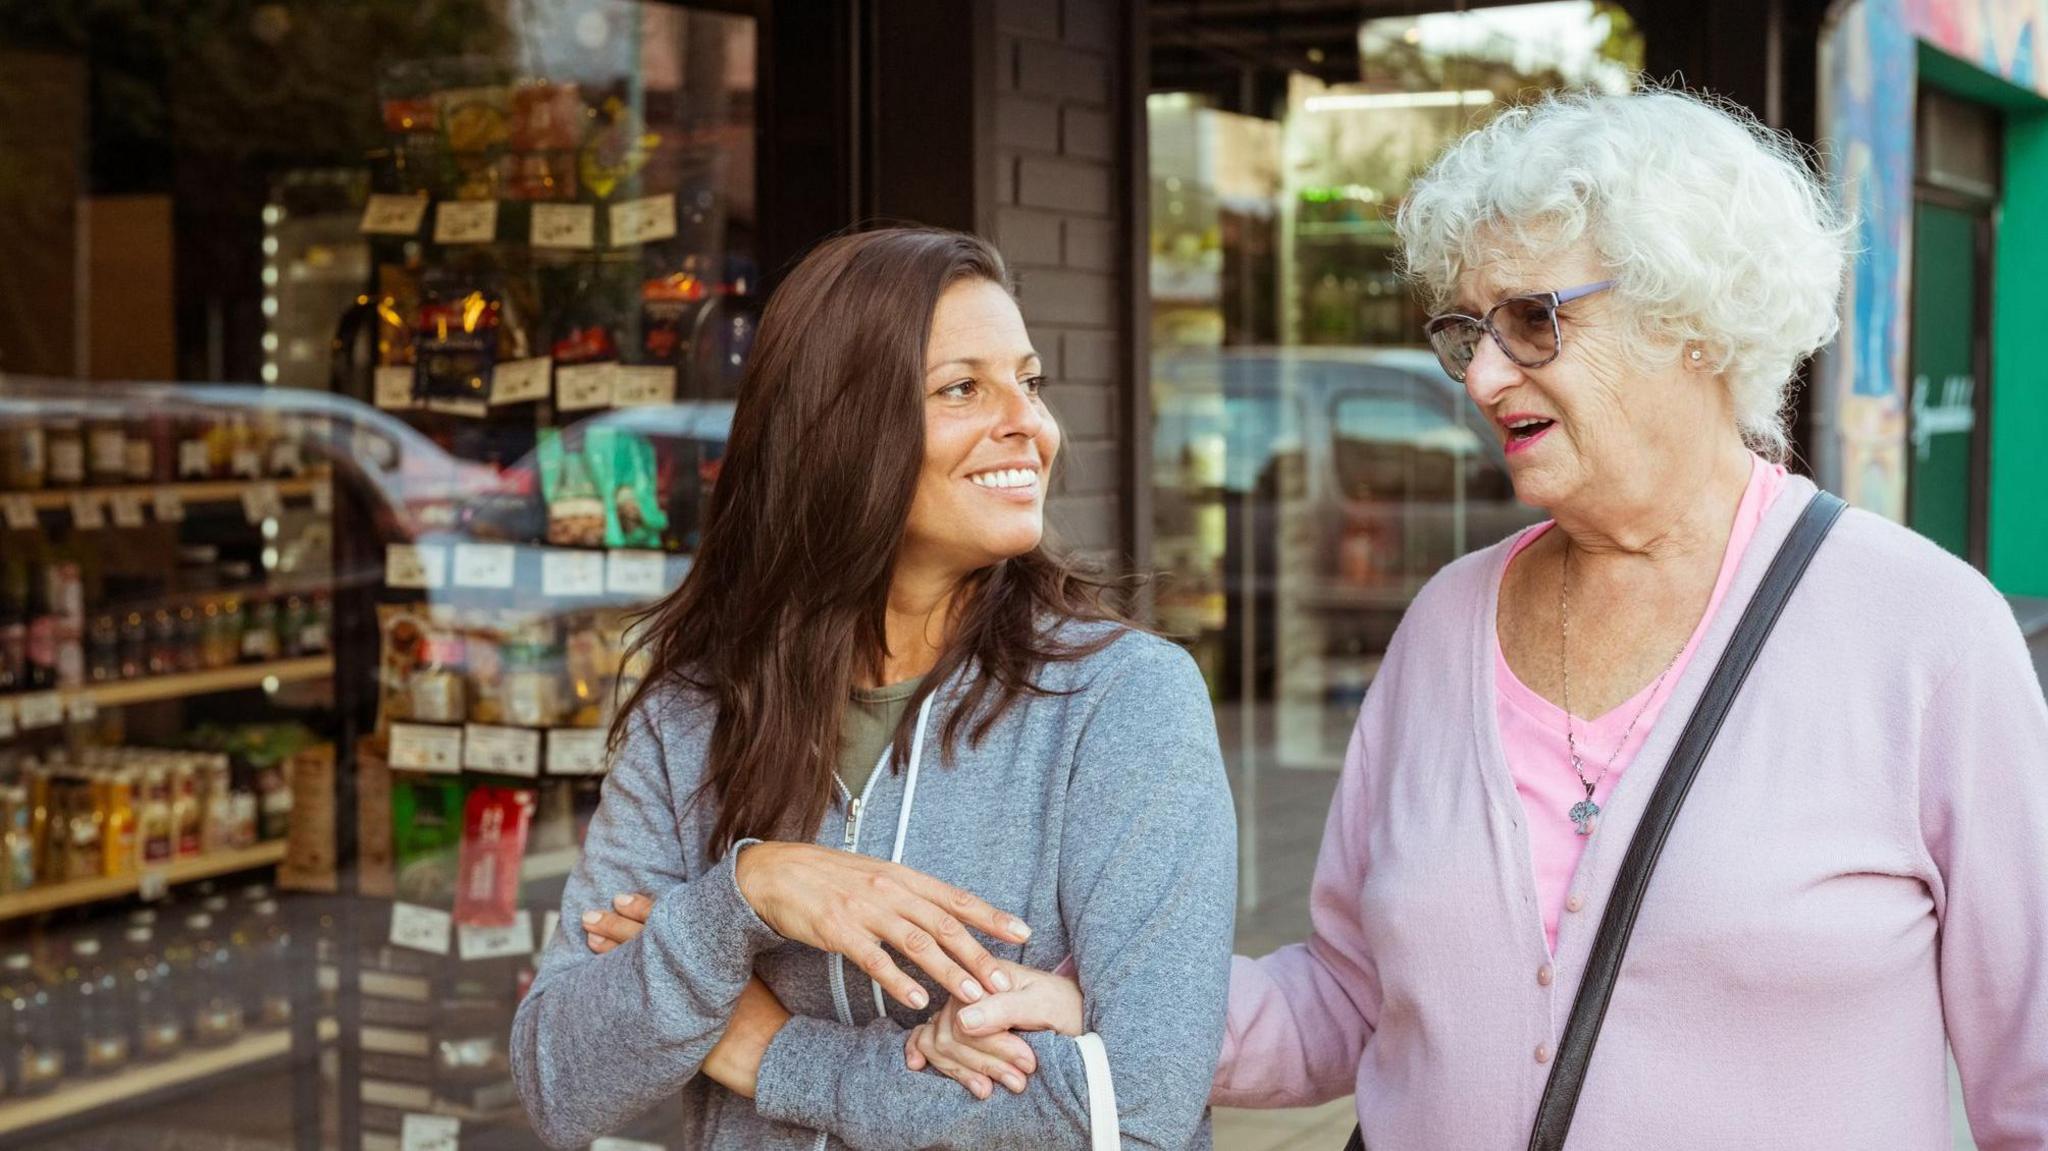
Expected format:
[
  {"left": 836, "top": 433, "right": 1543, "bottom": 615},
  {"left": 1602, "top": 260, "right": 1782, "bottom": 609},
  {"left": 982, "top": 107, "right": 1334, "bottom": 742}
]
[
  {"left": 13, "top": 472, "right": 330, "bottom": 513},
  {"left": 0, "top": 1018, "right": 337, "bottom": 1137},
  {"left": 0, "top": 841, "right": 287, "bottom": 924},
  {"left": 3, "top": 656, "right": 333, "bottom": 723}
]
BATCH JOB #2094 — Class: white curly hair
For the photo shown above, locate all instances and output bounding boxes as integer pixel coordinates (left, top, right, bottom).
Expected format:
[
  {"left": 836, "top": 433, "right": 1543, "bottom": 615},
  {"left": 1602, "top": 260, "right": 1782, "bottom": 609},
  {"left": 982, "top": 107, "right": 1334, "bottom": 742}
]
[{"left": 1395, "top": 85, "right": 1853, "bottom": 459}]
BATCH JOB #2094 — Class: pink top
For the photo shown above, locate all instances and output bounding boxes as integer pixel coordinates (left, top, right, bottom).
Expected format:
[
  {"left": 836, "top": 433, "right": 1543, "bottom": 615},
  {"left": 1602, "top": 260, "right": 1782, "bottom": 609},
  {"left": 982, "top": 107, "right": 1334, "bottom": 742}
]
[
  {"left": 1214, "top": 473, "right": 2048, "bottom": 1149},
  {"left": 1497, "top": 454, "right": 1786, "bottom": 950}
]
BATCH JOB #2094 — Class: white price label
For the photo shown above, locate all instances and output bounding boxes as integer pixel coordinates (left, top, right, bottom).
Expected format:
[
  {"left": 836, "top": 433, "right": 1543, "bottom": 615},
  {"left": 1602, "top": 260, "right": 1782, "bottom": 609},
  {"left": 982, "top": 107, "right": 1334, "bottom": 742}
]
[
  {"left": 541, "top": 549, "right": 606, "bottom": 597},
  {"left": 0, "top": 699, "right": 15, "bottom": 740},
  {"left": 388, "top": 722, "right": 464, "bottom": 773},
  {"left": 491, "top": 356, "right": 552, "bottom": 405},
  {"left": 611, "top": 365, "right": 675, "bottom": 408},
  {"left": 0, "top": 495, "right": 35, "bottom": 531},
  {"left": 109, "top": 493, "right": 146, "bottom": 528},
  {"left": 531, "top": 203, "right": 596, "bottom": 249},
  {"left": 242, "top": 482, "right": 282, "bottom": 525},
  {"left": 374, "top": 365, "right": 416, "bottom": 410},
  {"left": 399, "top": 1112, "right": 461, "bottom": 1151},
  {"left": 593, "top": 1140, "right": 666, "bottom": 1151},
  {"left": 15, "top": 693, "right": 63, "bottom": 730},
  {"left": 152, "top": 490, "right": 186, "bottom": 522},
  {"left": 65, "top": 694, "right": 97, "bottom": 724},
  {"left": 555, "top": 362, "right": 614, "bottom": 411},
  {"left": 312, "top": 481, "right": 332, "bottom": 515},
  {"left": 360, "top": 194, "right": 430, "bottom": 236},
  {"left": 546, "top": 728, "right": 609, "bottom": 776},
  {"left": 433, "top": 199, "right": 498, "bottom": 244},
  {"left": 68, "top": 493, "right": 105, "bottom": 530},
  {"left": 463, "top": 724, "right": 540, "bottom": 776},
  {"left": 452, "top": 543, "right": 517, "bottom": 589},
  {"left": 458, "top": 910, "right": 534, "bottom": 960},
  {"left": 610, "top": 193, "right": 677, "bottom": 246},
  {"left": 606, "top": 549, "right": 669, "bottom": 597},
  {"left": 386, "top": 543, "right": 447, "bottom": 589}
]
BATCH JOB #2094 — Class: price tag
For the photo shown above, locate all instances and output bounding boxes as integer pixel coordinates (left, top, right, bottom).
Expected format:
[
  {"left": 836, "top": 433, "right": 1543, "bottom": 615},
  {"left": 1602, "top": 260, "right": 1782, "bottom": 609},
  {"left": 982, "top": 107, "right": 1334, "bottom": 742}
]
[
  {"left": 138, "top": 868, "right": 168, "bottom": 902},
  {"left": 109, "top": 493, "right": 146, "bottom": 528},
  {"left": 312, "top": 481, "right": 333, "bottom": 515},
  {"left": 434, "top": 199, "right": 498, "bottom": 244},
  {"left": 541, "top": 549, "right": 606, "bottom": 597},
  {"left": 593, "top": 1140, "right": 665, "bottom": 1151},
  {"left": 15, "top": 693, "right": 63, "bottom": 730},
  {"left": 452, "top": 543, "right": 517, "bottom": 589},
  {"left": 152, "top": 490, "right": 186, "bottom": 522},
  {"left": 68, "top": 493, "right": 105, "bottom": 530},
  {"left": 0, "top": 495, "right": 35, "bottom": 530},
  {"left": 374, "top": 365, "right": 416, "bottom": 410},
  {"left": 360, "top": 193, "right": 430, "bottom": 236},
  {"left": 386, "top": 543, "right": 447, "bottom": 589},
  {"left": 399, "top": 1113, "right": 461, "bottom": 1151},
  {"left": 463, "top": 724, "right": 540, "bottom": 776},
  {"left": 610, "top": 193, "right": 677, "bottom": 246},
  {"left": 606, "top": 549, "right": 669, "bottom": 597},
  {"left": 458, "top": 910, "right": 535, "bottom": 960},
  {"left": 546, "top": 728, "right": 609, "bottom": 775},
  {"left": 611, "top": 365, "right": 675, "bottom": 408},
  {"left": 65, "top": 694, "right": 97, "bottom": 724},
  {"left": 555, "top": 362, "right": 614, "bottom": 411},
  {"left": 0, "top": 699, "right": 15, "bottom": 740},
  {"left": 531, "top": 202, "right": 597, "bottom": 249},
  {"left": 491, "top": 356, "right": 552, "bottom": 405},
  {"left": 242, "top": 482, "right": 282, "bottom": 525},
  {"left": 388, "top": 722, "right": 463, "bottom": 773}
]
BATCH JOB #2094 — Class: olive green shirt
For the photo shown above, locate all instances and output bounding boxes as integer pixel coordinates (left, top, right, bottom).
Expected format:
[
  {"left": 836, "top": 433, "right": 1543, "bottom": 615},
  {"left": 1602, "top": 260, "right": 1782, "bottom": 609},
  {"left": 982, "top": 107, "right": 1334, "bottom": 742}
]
[{"left": 837, "top": 676, "right": 923, "bottom": 799}]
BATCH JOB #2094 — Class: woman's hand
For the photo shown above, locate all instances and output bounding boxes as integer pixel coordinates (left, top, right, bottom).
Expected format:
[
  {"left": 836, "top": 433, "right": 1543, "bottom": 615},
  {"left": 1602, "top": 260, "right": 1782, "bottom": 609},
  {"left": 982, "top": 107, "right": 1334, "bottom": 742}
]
[
  {"left": 904, "top": 960, "right": 1083, "bottom": 1099},
  {"left": 578, "top": 843, "right": 1033, "bottom": 1013},
  {"left": 699, "top": 976, "right": 790, "bottom": 1099}
]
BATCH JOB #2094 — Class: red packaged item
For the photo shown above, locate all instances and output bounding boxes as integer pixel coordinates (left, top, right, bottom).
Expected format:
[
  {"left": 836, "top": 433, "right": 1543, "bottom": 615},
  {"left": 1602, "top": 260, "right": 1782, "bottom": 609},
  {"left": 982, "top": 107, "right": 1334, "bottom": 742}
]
[{"left": 453, "top": 786, "right": 536, "bottom": 927}]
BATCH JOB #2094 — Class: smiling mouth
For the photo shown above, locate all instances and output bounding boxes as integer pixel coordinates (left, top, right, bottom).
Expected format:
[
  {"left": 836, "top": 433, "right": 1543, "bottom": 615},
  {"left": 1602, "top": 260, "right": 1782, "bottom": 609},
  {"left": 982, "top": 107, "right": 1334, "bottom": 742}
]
[
  {"left": 1503, "top": 416, "right": 1555, "bottom": 445},
  {"left": 968, "top": 467, "right": 1040, "bottom": 492}
]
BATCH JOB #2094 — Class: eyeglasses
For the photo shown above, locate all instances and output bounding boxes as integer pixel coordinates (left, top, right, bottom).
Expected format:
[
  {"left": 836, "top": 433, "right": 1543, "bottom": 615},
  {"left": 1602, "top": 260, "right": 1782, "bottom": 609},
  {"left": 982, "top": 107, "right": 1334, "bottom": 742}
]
[{"left": 1423, "top": 280, "right": 1615, "bottom": 382}]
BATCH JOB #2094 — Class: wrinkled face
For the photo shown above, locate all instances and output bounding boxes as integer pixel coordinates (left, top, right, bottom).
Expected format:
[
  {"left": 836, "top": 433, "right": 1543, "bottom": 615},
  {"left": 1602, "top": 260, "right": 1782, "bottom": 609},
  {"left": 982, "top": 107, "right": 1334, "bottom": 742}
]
[
  {"left": 900, "top": 278, "right": 1060, "bottom": 577},
  {"left": 1448, "top": 240, "right": 1715, "bottom": 514}
]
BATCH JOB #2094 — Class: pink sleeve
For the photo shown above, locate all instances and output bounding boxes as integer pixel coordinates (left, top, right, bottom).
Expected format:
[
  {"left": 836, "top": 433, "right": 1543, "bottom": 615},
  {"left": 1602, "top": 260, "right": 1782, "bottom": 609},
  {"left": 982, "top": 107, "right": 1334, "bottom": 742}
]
[
  {"left": 1212, "top": 712, "right": 1379, "bottom": 1108},
  {"left": 1920, "top": 610, "right": 2048, "bottom": 1150}
]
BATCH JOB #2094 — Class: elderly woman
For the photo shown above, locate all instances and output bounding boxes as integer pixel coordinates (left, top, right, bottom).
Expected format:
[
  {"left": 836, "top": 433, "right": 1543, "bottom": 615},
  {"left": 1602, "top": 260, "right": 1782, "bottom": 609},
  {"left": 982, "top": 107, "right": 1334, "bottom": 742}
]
[{"left": 860, "top": 86, "right": 2048, "bottom": 1147}]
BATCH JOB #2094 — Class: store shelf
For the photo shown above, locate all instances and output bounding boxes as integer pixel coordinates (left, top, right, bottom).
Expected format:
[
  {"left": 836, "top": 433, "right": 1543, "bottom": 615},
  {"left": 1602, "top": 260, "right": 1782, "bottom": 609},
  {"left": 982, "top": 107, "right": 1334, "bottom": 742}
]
[
  {"left": 11, "top": 472, "right": 330, "bottom": 514},
  {"left": 0, "top": 1018, "right": 338, "bottom": 1137},
  {"left": 0, "top": 841, "right": 288, "bottom": 924},
  {"left": 2, "top": 656, "right": 335, "bottom": 719}
]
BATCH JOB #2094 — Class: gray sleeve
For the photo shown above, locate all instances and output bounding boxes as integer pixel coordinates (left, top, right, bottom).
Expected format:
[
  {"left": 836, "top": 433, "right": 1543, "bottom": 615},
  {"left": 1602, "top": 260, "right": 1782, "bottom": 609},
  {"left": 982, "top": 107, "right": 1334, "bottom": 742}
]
[
  {"left": 510, "top": 698, "right": 783, "bottom": 1151},
  {"left": 753, "top": 637, "right": 1238, "bottom": 1149}
]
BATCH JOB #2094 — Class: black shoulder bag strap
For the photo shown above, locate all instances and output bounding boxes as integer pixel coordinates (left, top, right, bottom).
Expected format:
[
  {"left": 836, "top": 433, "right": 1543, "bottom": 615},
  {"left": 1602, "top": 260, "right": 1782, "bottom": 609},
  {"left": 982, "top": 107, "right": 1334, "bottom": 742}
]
[{"left": 1341, "top": 490, "right": 1846, "bottom": 1151}]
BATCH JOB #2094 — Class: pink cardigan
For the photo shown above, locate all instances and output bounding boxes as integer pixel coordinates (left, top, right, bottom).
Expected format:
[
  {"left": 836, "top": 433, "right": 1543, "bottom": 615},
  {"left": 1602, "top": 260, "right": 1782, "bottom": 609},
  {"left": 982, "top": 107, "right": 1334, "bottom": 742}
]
[{"left": 1215, "top": 475, "right": 2048, "bottom": 1149}]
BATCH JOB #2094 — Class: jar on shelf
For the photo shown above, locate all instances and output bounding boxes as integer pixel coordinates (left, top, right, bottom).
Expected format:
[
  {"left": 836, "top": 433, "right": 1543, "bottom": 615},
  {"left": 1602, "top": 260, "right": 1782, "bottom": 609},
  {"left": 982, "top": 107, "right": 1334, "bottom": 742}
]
[
  {"left": 184, "top": 913, "right": 246, "bottom": 1046},
  {"left": 138, "top": 766, "right": 174, "bottom": 866},
  {"left": 45, "top": 420, "right": 85, "bottom": 487},
  {"left": 123, "top": 418, "right": 158, "bottom": 483},
  {"left": 0, "top": 421, "right": 46, "bottom": 490},
  {"left": 122, "top": 924, "right": 184, "bottom": 1061},
  {"left": 68, "top": 936, "right": 130, "bottom": 1076},
  {"left": 85, "top": 419, "right": 127, "bottom": 486},
  {"left": 2, "top": 951, "right": 65, "bottom": 1095}
]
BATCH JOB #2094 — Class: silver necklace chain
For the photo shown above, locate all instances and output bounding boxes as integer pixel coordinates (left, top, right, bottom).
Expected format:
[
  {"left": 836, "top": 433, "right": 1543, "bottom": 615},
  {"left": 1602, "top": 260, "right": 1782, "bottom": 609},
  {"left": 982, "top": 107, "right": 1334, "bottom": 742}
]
[{"left": 1559, "top": 542, "right": 1685, "bottom": 835}]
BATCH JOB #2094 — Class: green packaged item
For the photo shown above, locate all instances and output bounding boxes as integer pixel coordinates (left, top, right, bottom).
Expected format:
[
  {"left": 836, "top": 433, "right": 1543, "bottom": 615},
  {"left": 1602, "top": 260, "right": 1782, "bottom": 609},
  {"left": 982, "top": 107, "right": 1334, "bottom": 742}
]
[
  {"left": 537, "top": 429, "right": 606, "bottom": 548},
  {"left": 587, "top": 426, "right": 668, "bottom": 548},
  {"left": 391, "top": 776, "right": 469, "bottom": 906}
]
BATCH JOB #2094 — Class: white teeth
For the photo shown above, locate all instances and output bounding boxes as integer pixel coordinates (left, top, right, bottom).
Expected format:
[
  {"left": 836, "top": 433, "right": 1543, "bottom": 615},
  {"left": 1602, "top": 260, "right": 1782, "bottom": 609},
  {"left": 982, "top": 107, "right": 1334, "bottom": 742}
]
[{"left": 971, "top": 468, "right": 1038, "bottom": 490}]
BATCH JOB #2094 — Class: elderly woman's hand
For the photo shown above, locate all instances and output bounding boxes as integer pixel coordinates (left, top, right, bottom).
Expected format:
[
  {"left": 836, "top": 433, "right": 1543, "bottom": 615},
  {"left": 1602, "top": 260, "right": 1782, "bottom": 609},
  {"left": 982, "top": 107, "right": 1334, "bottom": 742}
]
[
  {"left": 904, "top": 959, "right": 1083, "bottom": 1099},
  {"left": 577, "top": 845, "right": 1032, "bottom": 1013}
]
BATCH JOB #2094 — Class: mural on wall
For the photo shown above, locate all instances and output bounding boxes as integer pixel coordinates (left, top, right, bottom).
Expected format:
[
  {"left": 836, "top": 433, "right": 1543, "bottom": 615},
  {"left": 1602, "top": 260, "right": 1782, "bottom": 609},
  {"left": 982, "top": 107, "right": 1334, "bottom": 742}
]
[{"left": 1819, "top": 0, "right": 2048, "bottom": 519}]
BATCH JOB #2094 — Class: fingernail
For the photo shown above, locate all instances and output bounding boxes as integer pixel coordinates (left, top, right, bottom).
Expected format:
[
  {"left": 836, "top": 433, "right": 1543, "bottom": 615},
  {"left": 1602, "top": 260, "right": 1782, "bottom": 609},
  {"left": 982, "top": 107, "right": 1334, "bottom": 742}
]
[
  {"left": 910, "top": 988, "right": 930, "bottom": 1010},
  {"left": 1004, "top": 1074, "right": 1025, "bottom": 1093},
  {"left": 959, "top": 979, "right": 985, "bottom": 1003},
  {"left": 989, "top": 970, "right": 1013, "bottom": 992},
  {"left": 613, "top": 893, "right": 634, "bottom": 909},
  {"left": 975, "top": 1080, "right": 991, "bottom": 1100},
  {"left": 581, "top": 910, "right": 602, "bottom": 926},
  {"left": 1007, "top": 918, "right": 1031, "bottom": 939},
  {"left": 960, "top": 1007, "right": 984, "bottom": 1028}
]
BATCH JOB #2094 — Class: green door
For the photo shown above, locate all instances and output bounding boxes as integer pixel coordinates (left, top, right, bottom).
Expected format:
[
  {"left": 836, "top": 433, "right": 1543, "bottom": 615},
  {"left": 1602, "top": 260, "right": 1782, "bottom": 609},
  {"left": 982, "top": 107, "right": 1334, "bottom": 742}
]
[{"left": 1908, "top": 200, "right": 1986, "bottom": 563}]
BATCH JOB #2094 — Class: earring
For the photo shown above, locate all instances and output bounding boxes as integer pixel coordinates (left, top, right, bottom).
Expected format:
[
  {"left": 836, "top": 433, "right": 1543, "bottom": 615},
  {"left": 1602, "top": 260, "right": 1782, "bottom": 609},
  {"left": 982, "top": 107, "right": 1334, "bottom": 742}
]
[{"left": 1688, "top": 348, "right": 1703, "bottom": 363}]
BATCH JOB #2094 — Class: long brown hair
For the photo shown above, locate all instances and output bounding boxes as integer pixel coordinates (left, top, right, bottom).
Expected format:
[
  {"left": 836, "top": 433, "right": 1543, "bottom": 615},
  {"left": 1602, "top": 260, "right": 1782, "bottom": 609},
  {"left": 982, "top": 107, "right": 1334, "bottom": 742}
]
[{"left": 612, "top": 227, "right": 1133, "bottom": 856}]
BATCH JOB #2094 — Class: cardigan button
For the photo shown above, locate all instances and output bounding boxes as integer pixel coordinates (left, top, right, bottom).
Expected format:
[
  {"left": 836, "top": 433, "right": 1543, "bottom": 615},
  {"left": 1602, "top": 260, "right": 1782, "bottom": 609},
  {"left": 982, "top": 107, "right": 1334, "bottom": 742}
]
[
  {"left": 1535, "top": 1044, "right": 1553, "bottom": 1064},
  {"left": 1565, "top": 893, "right": 1585, "bottom": 913},
  {"left": 1537, "top": 964, "right": 1554, "bottom": 987}
]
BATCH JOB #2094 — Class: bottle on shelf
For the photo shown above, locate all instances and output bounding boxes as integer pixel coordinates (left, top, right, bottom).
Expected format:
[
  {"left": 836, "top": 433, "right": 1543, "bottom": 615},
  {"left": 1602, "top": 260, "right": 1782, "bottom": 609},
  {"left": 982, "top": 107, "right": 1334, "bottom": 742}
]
[
  {"left": 0, "top": 418, "right": 47, "bottom": 490},
  {"left": 68, "top": 935, "right": 131, "bottom": 1076},
  {"left": 84, "top": 418, "right": 127, "bottom": 487},
  {"left": 122, "top": 919, "right": 184, "bottom": 1062},
  {"left": 182, "top": 912, "right": 245, "bottom": 1046},
  {"left": 44, "top": 420, "right": 85, "bottom": 488},
  {"left": 24, "top": 571, "right": 60, "bottom": 692},
  {"left": 1, "top": 951, "right": 64, "bottom": 1095},
  {"left": 0, "top": 567, "right": 24, "bottom": 694}
]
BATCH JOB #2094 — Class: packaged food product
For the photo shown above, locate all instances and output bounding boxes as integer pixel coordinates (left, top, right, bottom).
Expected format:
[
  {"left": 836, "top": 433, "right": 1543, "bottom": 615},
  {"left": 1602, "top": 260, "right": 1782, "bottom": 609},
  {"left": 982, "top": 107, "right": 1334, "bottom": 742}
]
[
  {"left": 391, "top": 776, "right": 468, "bottom": 906},
  {"left": 538, "top": 430, "right": 606, "bottom": 548},
  {"left": 586, "top": 426, "right": 669, "bottom": 548},
  {"left": 453, "top": 785, "right": 535, "bottom": 927}
]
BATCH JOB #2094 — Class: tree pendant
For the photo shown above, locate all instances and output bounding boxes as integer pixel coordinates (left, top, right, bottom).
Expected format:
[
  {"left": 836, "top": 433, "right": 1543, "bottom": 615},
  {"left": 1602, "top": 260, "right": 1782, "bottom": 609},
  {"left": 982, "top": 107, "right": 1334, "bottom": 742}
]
[{"left": 1569, "top": 798, "right": 1600, "bottom": 836}]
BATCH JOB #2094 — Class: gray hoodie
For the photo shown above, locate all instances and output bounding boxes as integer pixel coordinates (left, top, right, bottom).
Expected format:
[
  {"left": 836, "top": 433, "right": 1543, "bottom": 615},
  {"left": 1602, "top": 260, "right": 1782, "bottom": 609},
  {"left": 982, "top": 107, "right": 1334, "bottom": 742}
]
[{"left": 511, "top": 623, "right": 1237, "bottom": 1150}]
